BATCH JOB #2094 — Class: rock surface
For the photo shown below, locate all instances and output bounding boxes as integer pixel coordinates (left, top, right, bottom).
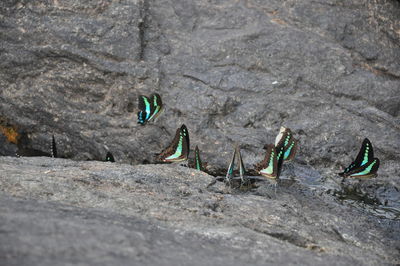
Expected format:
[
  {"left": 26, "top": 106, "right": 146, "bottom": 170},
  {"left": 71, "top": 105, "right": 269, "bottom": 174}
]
[
  {"left": 0, "top": 0, "right": 399, "bottom": 174},
  {"left": 1, "top": 0, "right": 400, "bottom": 265},
  {"left": 0, "top": 157, "right": 399, "bottom": 265}
]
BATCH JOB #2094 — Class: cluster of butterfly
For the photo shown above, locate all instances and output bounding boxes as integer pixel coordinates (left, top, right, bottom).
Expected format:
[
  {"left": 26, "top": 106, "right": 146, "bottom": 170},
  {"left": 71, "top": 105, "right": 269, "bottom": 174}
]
[
  {"left": 137, "top": 93, "right": 380, "bottom": 187},
  {"left": 36, "top": 92, "right": 381, "bottom": 185}
]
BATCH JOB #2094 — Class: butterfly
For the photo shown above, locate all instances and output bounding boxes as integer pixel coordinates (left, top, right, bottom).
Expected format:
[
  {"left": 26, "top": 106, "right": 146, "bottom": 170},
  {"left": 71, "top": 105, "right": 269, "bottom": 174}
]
[
  {"left": 137, "top": 93, "right": 163, "bottom": 125},
  {"left": 105, "top": 151, "right": 115, "bottom": 162},
  {"left": 225, "top": 145, "right": 246, "bottom": 184},
  {"left": 157, "top": 124, "right": 190, "bottom": 162},
  {"left": 51, "top": 135, "right": 57, "bottom": 158},
  {"left": 254, "top": 144, "right": 285, "bottom": 179},
  {"left": 274, "top": 126, "right": 298, "bottom": 161},
  {"left": 190, "top": 145, "right": 206, "bottom": 171},
  {"left": 338, "top": 138, "right": 380, "bottom": 178}
]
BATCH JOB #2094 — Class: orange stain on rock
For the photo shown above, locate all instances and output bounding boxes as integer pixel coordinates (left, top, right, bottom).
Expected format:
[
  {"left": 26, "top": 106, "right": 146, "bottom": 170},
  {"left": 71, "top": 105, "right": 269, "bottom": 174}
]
[{"left": 0, "top": 125, "right": 19, "bottom": 144}]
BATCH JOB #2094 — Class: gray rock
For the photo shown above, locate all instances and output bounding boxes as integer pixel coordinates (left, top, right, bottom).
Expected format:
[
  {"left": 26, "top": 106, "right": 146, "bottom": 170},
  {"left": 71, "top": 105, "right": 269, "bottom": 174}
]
[
  {"left": 0, "top": 0, "right": 399, "bottom": 176},
  {"left": 1, "top": 0, "right": 400, "bottom": 264},
  {"left": 0, "top": 157, "right": 399, "bottom": 265}
]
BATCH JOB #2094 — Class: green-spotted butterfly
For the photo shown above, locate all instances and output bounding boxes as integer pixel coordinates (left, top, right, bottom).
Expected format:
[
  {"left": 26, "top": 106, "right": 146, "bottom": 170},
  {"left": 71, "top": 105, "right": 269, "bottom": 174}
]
[
  {"left": 106, "top": 151, "right": 115, "bottom": 162},
  {"left": 51, "top": 135, "right": 57, "bottom": 158},
  {"left": 158, "top": 124, "right": 190, "bottom": 162},
  {"left": 338, "top": 138, "right": 380, "bottom": 178},
  {"left": 190, "top": 145, "right": 206, "bottom": 171},
  {"left": 254, "top": 144, "right": 285, "bottom": 179},
  {"left": 137, "top": 93, "right": 163, "bottom": 125},
  {"left": 225, "top": 145, "right": 246, "bottom": 183},
  {"left": 274, "top": 126, "right": 298, "bottom": 161}
]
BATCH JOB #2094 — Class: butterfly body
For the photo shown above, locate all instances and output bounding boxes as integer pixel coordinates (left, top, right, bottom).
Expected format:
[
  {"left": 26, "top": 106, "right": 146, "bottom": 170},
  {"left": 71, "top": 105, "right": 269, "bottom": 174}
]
[
  {"left": 137, "top": 93, "right": 163, "bottom": 125},
  {"left": 158, "top": 124, "right": 190, "bottom": 163},
  {"left": 338, "top": 138, "right": 379, "bottom": 178}
]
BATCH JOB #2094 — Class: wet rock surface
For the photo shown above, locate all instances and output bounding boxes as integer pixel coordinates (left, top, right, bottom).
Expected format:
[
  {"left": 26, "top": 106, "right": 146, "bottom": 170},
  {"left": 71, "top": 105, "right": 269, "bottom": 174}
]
[
  {"left": 0, "top": 157, "right": 399, "bottom": 265},
  {"left": 0, "top": 0, "right": 400, "bottom": 265}
]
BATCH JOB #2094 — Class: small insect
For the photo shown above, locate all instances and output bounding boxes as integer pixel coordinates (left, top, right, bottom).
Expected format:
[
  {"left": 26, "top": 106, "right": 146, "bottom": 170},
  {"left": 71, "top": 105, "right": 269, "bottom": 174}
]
[
  {"left": 105, "top": 151, "right": 115, "bottom": 162},
  {"left": 157, "top": 124, "right": 190, "bottom": 163},
  {"left": 51, "top": 135, "right": 57, "bottom": 158},
  {"left": 274, "top": 126, "right": 298, "bottom": 161},
  {"left": 225, "top": 144, "right": 246, "bottom": 185},
  {"left": 254, "top": 144, "right": 285, "bottom": 179},
  {"left": 189, "top": 145, "right": 206, "bottom": 171},
  {"left": 338, "top": 138, "right": 380, "bottom": 178},
  {"left": 137, "top": 93, "right": 163, "bottom": 125}
]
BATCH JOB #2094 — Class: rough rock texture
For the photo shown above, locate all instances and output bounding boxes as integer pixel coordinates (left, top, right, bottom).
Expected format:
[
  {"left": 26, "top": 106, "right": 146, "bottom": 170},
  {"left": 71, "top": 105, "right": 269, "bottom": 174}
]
[
  {"left": 1, "top": 0, "right": 400, "bottom": 265},
  {"left": 0, "top": 157, "right": 399, "bottom": 265},
  {"left": 0, "top": 0, "right": 399, "bottom": 173}
]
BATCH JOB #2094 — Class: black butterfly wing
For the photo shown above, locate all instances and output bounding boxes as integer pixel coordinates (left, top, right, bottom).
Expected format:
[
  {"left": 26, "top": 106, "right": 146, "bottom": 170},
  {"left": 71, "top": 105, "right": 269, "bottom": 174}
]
[
  {"left": 275, "top": 144, "right": 285, "bottom": 178},
  {"left": 346, "top": 158, "right": 380, "bottom": 178},
  {"left": 225, "top": 147, "right": 236, "bottom": 181},
  {"left": 180, "top": 124, "right": 190, "bottom": 160},
  {"left": 353, "top": 138, "right": 374, "bottom": 167},
  {"left": 275, "top": 127, "right": 292, "bottom": 149},
  {"left": 149, "top": 93, "right": 163, "bottom": 121},
  {"left": 255, "top": 144, "right": 278, "bottom": 179},
  {"left": 106, "top": 151, "right": 115, "bottom": 162},
  {"left": 194, "top": 145, "right": 203, "bottom": 171},
  {"left": 137, "top": 95, "right": 151, "bottom": 125},
  {"left": 283, "top": 138, "right": 298, "bottom": 161},
  {"left": 51, "top": 135, "right": 57, "bottom": 158},
  {"left": 339, "top": 138, "right": 374, "bottom": 176},
  {"left": 275, "top": 127, "right": 298, "bottom": 162},
  {"left": 158, "top": 124, "right": 189, "bottom": 162},
  {"left": 158, "top": 127, "right": 181, "bottom": 161},
  {"left": 236, "top": 145, "right": 246, "bottom": 181}
]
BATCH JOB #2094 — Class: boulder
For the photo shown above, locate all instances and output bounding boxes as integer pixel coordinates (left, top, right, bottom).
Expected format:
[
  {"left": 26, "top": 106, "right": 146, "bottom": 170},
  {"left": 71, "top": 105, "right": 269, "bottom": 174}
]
[{"left": 0, "top": 157, "right": 399, "bottom": 265}]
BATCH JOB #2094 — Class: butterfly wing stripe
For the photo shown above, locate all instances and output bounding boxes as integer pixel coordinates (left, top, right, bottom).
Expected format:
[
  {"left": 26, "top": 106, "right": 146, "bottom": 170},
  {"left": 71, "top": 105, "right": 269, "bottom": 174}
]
[
  {"left": 180, "top": 124, "right": 189, "bottom": 160},
  {"left": 158, "top": 127, "right": 181, "bottom": 161},
  {"left": 138, "top": 95, "right": 152, "bottom": 124},
  {"left": 148, "top": 93, "right": 163, "bottom": 121},
  {"left": 276, "top": 145, "right": 285, "bottom": 178},
  {"left": 348, "top": 158, "right": 380, "bottom": 177},
  {"left": 284, "top": 138, "right": 298, "bottom": 161},
  {"left": 225, "top": 147, "right": 236, "bottom": 180},
  {"left": 137, "top": 111, "right": 147, "bottom": 124},
  {"left": 257, "top": 144, "right": 277, "bottom": 178},
  {"left": 341, "top": 138, "right": 374, "bottom": 174},
  {"left": 162, "top": 125, "right": 189, "bottom": 162},
  {"left": 194, "top": 146, "right": 203, "bottom": 171},
  {"left": 236, "top": 146, "right": 246, "bottom": 179},
  {"left": 353, "top": 138, "right": 374, "bottom": 168},
  {"left": 164, "top": 136, "right": 183, "bottom": 160},
  {"left": 143, "top": 97, "right": 151, "bottom": 120}
]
